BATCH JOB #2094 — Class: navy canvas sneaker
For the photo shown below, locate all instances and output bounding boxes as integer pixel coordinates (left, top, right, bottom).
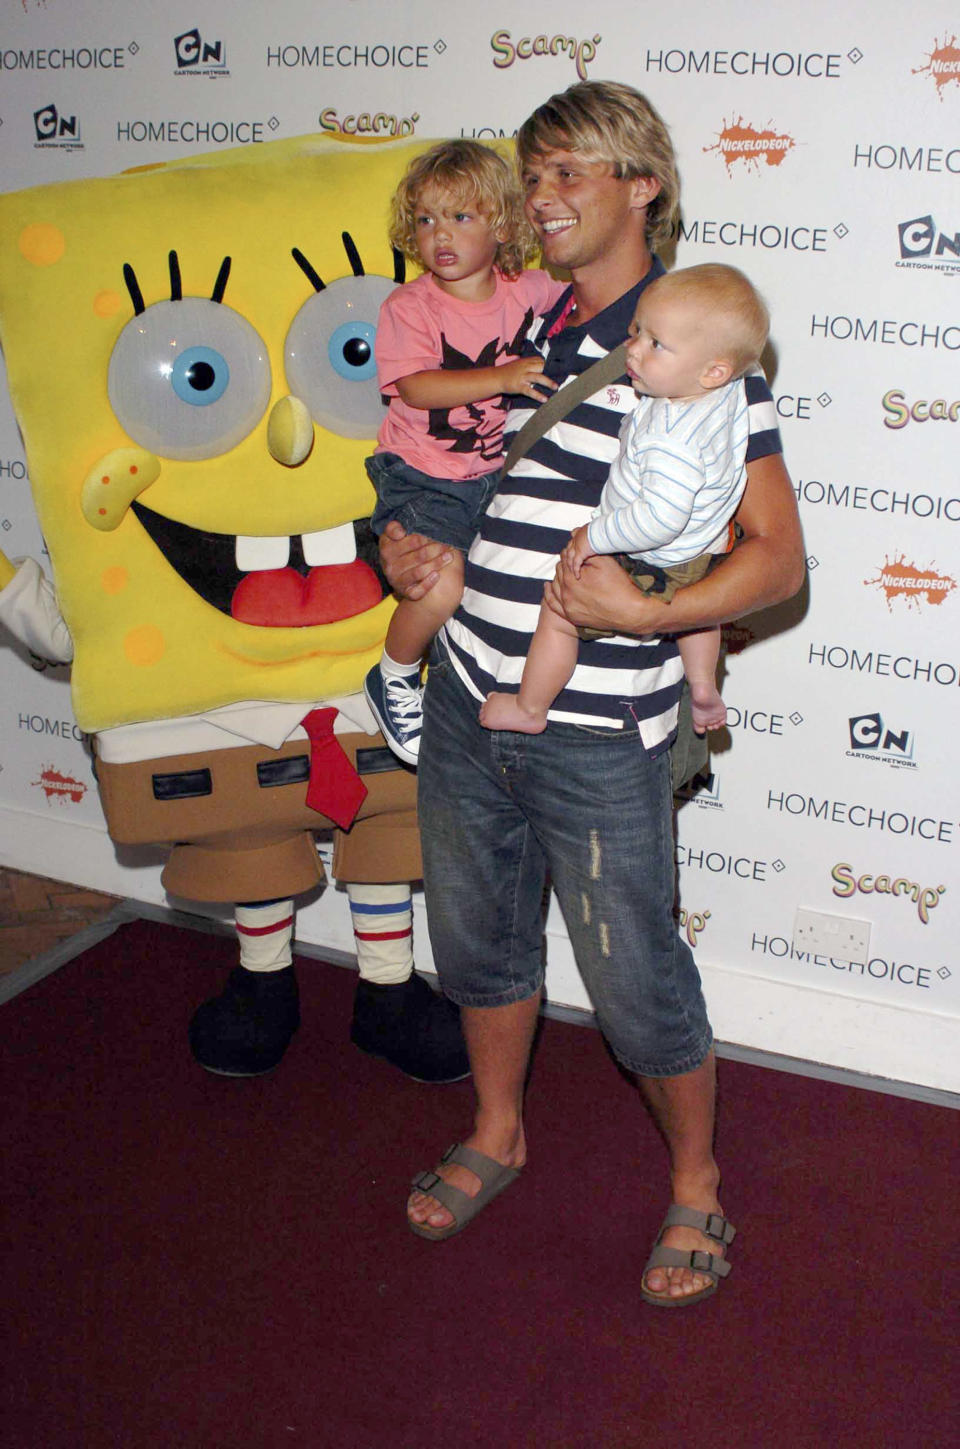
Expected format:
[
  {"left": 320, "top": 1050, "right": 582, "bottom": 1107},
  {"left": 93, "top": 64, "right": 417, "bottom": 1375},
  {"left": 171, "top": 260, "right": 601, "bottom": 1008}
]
[{"left": 364, "top": 664, "right": 423, "bottom": 765}]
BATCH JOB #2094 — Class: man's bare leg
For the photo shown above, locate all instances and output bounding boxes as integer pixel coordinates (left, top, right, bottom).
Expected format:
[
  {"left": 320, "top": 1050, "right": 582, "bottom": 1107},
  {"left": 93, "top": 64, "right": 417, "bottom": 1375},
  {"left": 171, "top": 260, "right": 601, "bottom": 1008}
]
[
  {"left": 638, "top": 1050, "right": 726, "bottom": 1301},
  {"left": 677, "top": 626, "right": 726, "bottom": 733},
  {"left": 480, "top": 602, "right": 579, "bottom": 734},
  {"left": 407, "top": 993, "right": 541, "bottom": 1230}
]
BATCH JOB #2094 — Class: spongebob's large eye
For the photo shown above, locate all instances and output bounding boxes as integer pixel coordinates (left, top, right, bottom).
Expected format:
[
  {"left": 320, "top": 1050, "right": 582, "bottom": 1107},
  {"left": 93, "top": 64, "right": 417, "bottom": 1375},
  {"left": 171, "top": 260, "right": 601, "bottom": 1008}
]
[
  {"left": 284, "top": 275, "right": 395, "bottom": 440},
  {"left": 108, "top": 298, "right": 271, "bottom": 461}
]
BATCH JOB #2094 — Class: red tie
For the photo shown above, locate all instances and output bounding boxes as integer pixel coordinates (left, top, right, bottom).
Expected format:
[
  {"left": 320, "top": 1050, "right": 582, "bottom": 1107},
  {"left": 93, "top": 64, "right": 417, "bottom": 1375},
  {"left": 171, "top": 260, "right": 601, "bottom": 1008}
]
[{"left": 299, "top": 708, "right": 368, "bottom": 829}]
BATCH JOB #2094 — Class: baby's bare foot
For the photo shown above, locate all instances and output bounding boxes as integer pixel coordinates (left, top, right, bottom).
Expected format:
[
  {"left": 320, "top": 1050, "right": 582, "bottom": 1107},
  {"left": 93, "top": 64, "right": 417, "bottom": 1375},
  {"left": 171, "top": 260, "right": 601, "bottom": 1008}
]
[{"left": 479, "top": 692, "right": 548, "bottom": 734}]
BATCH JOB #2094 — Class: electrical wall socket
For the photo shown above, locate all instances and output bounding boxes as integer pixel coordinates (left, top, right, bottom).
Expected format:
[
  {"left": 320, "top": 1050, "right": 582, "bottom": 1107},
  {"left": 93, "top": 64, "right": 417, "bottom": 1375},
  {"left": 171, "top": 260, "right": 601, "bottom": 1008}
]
[{"left": 793, "top": 908, "right": 871, "bottom": 963}]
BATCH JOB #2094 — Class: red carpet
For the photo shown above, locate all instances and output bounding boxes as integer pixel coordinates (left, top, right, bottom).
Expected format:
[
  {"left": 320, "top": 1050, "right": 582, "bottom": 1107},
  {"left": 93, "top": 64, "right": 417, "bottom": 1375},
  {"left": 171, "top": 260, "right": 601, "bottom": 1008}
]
[{"left": 2, "top": 917, "right": 956, "bottom": 1448}]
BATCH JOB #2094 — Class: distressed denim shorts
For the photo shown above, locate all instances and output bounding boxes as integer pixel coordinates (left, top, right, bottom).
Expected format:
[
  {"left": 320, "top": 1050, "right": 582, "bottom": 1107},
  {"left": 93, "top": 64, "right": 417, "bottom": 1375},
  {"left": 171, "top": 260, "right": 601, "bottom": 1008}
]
[
  {"left": 366, "top": 452, "right": 500, "bottom": 554},
  {"left": 416, "top": 652, "right": 713, "bottom": 1078}
]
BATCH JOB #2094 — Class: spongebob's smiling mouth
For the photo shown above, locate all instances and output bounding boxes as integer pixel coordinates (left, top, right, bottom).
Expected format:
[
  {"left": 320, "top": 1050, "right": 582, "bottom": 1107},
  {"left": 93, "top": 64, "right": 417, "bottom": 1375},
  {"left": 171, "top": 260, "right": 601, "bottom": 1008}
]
[{"left": 131, "top": 501, "right": 386, "bottom": 626}]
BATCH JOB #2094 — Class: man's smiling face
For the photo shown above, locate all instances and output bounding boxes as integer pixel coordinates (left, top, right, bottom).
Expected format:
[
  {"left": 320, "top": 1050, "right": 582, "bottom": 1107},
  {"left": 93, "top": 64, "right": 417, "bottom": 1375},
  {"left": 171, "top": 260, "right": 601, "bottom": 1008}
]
[{"left": 521, "top": 148, "right": 649, "bottom": 277}]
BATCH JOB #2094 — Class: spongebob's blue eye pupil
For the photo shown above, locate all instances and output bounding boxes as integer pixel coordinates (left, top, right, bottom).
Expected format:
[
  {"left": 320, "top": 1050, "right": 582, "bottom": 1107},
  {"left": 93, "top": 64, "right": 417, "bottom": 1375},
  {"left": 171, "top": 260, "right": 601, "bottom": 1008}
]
[
  {"left": 171, "top": 345, "right": 230, "bottom": 407},
  {"left": 328, "top": 320, "right": 377, "bottom": 381},
  {"left": 343, "top": 337, "right": 371, "bottom": 368},
  {"left": 186, "top": 360, "right": 216, "bottom": 392}
]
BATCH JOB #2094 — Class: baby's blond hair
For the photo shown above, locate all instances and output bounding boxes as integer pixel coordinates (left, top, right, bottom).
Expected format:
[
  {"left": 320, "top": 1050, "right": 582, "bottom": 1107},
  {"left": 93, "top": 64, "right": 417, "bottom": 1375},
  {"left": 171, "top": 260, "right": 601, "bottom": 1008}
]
[
  {"left": 389, "top": 140, "right": 535, "bottom": 278},
  {"left": 648, "top": 264, "right": 769, "bottom": 375}
]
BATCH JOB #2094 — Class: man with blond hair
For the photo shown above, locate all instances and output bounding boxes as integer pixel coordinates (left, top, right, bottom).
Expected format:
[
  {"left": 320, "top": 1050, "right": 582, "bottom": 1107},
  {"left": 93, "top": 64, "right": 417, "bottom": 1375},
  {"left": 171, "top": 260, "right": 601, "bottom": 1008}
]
[{"left": 382, "top": 81, "right": 803, "bottom": 1306}]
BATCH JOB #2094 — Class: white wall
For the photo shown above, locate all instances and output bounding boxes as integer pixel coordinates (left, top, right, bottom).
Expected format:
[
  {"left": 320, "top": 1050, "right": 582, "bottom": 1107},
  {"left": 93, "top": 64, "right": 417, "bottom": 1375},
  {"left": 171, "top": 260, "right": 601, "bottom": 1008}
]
[{"left": 1, "top": 1, "right": 957, "bottom": 1089}]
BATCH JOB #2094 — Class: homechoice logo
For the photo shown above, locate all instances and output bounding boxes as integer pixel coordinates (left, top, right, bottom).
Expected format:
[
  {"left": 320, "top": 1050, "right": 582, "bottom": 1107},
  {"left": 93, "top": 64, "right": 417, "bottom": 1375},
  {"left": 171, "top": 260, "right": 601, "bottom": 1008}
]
[
  {"left": 0, "top": 45, "right": 131, "bottom": 72},
  {"left": 750, "top": 933, "right": 942, "bottom": 992},
  {"left": 704, "top": 117, "right": 796, "bottom": 172},
  {"left": 266, "top": 42, "right": 436, "bottom": 69},
  {"left": 854, "top": 143, "right": 960, "bottom": 174},
  {"left": 807, "top": 641, "right": 960, "bottom": 689},
  {"left": 174, "top": 29, "right": 229, "bottom": 78},
  {"left": 33, "top": 103, "right": 82, "bottom": 149},
  {"left": 897, "top": 214, "right": 960, "bottom": 275},
  {"left": 847, "top": 712, "right": 916, "bottom": 769},
  {"left": 678, "top": 217, "right": 833, "bottom": 252},
  {"left": 810, "top": 314, "right": 960, "bottom": 350},
  {"left": 643, "top": 46, "right": 851, "bottom": 78},
  {"left": 794, "top": 475, "right": 960, "bottom": 524},
  {"left": 766, "top": 789, "right": 954, "bottom": 845}
]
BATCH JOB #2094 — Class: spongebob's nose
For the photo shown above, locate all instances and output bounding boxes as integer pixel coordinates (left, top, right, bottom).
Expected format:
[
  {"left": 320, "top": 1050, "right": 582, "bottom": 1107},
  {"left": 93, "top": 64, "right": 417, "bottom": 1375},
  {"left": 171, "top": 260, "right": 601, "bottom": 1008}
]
[{"left": 267, "top": 395, "right": 315, "bottom": 466}]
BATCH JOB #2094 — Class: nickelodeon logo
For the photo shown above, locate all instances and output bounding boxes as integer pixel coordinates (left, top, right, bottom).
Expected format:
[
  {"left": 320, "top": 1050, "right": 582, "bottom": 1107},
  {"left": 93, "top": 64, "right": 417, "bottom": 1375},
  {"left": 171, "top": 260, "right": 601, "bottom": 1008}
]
[
  {"left": 913, "top": 33, "right": 960, "bottom": 99},
  {"left": 864, "top": 554, "right": 957, "bottom": 611},
  {"left": 704, "top": 117, "right": 796, "bottom": 172}
]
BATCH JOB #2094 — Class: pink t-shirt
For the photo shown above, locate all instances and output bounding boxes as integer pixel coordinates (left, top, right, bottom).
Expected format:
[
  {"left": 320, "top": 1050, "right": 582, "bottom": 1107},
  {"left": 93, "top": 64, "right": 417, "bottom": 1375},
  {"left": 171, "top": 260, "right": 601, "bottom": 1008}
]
[{"left": 374, "top": 268, "right": 563, "bottom": 480}]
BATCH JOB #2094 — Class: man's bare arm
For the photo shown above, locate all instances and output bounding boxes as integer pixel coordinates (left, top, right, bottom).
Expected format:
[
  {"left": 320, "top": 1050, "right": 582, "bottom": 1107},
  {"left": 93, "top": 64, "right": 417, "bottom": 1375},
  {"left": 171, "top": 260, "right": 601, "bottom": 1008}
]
[{"left": 545, "top": 452, "right": 805, "bottom": 634}]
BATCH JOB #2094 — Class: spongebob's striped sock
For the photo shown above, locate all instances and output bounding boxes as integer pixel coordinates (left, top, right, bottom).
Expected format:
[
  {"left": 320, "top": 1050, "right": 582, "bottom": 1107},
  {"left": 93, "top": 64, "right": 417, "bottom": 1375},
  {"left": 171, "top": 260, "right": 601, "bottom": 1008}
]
[
  {"left": 346, "top": 882, "right": 414, "bottom": 985},
  {"left": 234, "top": 898, "right": 294, "bottom": 972}
]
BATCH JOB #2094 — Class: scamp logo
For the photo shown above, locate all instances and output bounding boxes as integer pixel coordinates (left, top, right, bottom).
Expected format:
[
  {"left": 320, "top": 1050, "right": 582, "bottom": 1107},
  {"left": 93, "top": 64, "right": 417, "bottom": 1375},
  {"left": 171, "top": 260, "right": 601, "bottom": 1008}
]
[
  {"left": 32, "top": 765, "right": 88, "bottom": 804},
  {"left": 831, "top": 862, "right": 946, "bottom": 924},
  {"left": 864, "top": 554, "right": 957, "bottom": 611},
  {"left": 678, "top": 908, "right": 711, "bottom": 947},
  {"left": 704, "top": 116, "right": 796, "bottom": 172},
  {"left": 490, "top": 29, "right": 601, "bottom": 80},
  {"left": 912, "top": 33, "right": 960, "bottom": 99},
  {"left": 319, "top": 107, "right": 419, "bottom": 137},
  {"left": 882, "top": 387, "right": 960, "bottom": 427}
]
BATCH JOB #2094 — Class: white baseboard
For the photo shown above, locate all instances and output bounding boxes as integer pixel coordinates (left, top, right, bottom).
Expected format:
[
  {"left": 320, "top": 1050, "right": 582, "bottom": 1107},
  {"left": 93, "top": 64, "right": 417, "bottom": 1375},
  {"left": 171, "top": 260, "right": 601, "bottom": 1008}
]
[{"left": 2, "top": 803, "right": 956, "bottom": 1094}]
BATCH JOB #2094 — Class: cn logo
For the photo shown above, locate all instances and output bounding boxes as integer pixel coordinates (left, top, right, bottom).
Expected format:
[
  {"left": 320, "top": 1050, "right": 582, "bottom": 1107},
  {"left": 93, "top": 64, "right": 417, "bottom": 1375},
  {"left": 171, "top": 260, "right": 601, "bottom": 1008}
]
[
  {"left": 34, "top": 104, "right": 79, "bottom": 141},
  {"left": 848, "top": 712, "right": 912, "bottom": 756},
  {"left": 175, "top": 29, "right": 225, "bottom": 68}
]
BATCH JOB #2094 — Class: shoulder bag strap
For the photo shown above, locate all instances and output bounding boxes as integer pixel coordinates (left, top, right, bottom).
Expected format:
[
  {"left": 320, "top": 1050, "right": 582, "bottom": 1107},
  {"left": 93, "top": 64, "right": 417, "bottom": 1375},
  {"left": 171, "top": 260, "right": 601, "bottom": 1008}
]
[{"left": 501, "top": 341, "right": 628, "bottom": 476}]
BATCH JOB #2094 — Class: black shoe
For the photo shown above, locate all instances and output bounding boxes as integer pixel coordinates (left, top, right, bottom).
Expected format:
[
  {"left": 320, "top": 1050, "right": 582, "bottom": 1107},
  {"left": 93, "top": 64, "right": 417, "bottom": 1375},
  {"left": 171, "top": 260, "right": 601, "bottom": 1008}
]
[
  {"left": 350, "top": 972, "right": 470, "bottom": 1083},
  {"left": 189, "top": 964, "right": 300, "bottom": 1077}
]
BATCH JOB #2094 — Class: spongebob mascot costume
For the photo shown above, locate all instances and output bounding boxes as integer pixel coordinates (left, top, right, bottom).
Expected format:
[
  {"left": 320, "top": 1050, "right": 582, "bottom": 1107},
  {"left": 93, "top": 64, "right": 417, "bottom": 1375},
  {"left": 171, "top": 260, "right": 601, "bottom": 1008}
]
[{"left": 0, "top": 134, "right": 468, "bottom": 1082}]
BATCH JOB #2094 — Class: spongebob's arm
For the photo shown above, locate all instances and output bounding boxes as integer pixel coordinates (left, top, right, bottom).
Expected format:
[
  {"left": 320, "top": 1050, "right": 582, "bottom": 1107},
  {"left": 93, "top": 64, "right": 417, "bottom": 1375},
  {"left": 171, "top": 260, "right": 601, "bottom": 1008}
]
[{"left": 0, "top": 551, "right": 74, "bottom": 663}]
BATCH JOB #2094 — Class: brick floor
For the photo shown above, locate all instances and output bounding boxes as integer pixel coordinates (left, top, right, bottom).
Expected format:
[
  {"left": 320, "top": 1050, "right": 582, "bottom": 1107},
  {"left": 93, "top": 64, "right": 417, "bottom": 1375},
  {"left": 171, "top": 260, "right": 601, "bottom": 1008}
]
[{"left": 0, "top": 867, "right": 120, "bottom": 978}]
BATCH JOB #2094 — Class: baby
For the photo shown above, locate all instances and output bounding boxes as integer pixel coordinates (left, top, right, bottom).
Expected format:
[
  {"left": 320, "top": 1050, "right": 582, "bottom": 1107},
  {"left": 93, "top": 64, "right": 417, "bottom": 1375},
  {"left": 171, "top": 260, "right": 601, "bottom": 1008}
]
[{"left": 480, "top": 263, "right": 769, "bottom": 736}]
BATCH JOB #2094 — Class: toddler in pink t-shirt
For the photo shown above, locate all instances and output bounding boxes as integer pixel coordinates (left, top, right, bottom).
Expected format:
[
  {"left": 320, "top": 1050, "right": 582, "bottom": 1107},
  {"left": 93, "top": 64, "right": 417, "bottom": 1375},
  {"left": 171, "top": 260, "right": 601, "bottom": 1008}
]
[{"left": 364, "top": 140, "right": 563, "bottom": 764}]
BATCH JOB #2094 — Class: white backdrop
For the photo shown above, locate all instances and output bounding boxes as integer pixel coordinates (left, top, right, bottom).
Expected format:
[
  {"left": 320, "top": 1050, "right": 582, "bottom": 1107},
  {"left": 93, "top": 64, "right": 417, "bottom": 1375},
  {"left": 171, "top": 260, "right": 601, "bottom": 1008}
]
[{"left": 1, "top": 1, "right": 957, "bottom": 1089}]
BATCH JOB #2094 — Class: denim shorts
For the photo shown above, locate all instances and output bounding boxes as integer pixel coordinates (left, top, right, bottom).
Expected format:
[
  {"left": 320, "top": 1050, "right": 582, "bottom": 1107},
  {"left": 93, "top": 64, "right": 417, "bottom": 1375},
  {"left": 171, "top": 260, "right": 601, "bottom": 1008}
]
[
  {"left": 416, "top": 652, "right": 713, "bottom": 1077},
  {"left": 366, "top": 452, "right": 500, "bottom": 554}
]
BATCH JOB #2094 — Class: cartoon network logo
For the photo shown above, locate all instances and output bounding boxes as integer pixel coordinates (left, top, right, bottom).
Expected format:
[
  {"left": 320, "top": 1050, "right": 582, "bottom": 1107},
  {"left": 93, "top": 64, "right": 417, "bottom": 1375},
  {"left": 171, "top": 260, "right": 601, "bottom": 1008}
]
[
  {"left": 912, "top": 33, "right": 960, "bottom": 100},
  {"left": 704, "top": 117, "right": 796, "bottom": 172},
  {"left": 33, "top": 102, "right": 82, "bottom": 149},
  {"left": 864, "top": 554, "right": 957, "bottom": 612},
  {"left": 174, "top": 29, "right": 229, "bottom": 77},
  {"left": 674, "top": 769, "right": 722, "bottom": 809},
  {"left": 897, "top": 214, "right": 960, "bottom": 275},
  {"left": 490, "top": 30, "right": 601, "bottom": 80},
  {"left": 847, "top": 712, "right": 915, "bottom": 769},
  {"left": 319, "top": 108, "right": 418, "bottom": 137}
]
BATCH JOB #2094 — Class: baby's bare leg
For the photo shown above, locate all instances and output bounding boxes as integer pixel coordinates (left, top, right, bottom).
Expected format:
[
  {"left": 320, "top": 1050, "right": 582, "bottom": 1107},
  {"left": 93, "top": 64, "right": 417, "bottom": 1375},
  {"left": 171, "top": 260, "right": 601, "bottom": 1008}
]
[
  {"left": 480, "top": 600, "right": 580, "bottom": 733},
  {"left": 384, "top": 551, "right": 465, "bottom": 666},
  {"left": 677, "top": 625, "right": 726, "bottom": 733}
]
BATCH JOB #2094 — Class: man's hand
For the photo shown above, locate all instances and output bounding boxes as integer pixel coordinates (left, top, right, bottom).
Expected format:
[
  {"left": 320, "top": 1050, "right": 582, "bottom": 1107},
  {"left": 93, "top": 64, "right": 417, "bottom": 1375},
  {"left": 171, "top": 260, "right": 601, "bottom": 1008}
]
[
  {"left": 378, "top": 519, "right": 454, "bottom": 601},
  {"left": 544, "top": 553, "right": 667, "bottom": 636},
  {"left": 561, "top": 524, "right": 596, "bottom": 579}
]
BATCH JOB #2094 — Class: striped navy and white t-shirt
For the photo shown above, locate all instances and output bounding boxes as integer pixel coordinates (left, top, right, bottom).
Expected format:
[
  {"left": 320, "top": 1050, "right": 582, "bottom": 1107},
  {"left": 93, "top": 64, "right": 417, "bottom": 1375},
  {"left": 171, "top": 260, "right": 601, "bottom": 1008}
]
[{"left": 440, "top": 264, "right": 783, "bottom": 754}]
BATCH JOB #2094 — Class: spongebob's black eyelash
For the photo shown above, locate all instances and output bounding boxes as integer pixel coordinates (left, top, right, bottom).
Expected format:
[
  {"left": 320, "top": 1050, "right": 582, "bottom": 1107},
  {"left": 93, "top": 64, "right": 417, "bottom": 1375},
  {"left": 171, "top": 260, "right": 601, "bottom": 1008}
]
[
  {"left": 292, "top": 233, "right": 406, "bottom": 293},
  {"left": 121, "top": 252, "right": 232, "bottom": 314}
]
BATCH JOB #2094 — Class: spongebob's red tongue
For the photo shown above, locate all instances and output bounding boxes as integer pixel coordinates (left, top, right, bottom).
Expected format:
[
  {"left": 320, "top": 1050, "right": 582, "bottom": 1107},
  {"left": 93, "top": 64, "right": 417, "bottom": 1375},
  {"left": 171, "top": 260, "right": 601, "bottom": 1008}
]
[{"left": 230, "top": 562, "right": 381, "bottom": 626}]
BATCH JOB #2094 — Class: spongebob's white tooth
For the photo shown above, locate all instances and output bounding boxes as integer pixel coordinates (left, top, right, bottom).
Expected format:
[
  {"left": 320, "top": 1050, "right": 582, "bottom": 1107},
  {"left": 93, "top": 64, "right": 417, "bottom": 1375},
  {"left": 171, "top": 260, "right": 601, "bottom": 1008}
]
[
  {"left": 235, "top": 534, "right": 291, "bottom": 572},
  {"left": 301, "top": 522, "right": 357, "bottom": 567}
]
